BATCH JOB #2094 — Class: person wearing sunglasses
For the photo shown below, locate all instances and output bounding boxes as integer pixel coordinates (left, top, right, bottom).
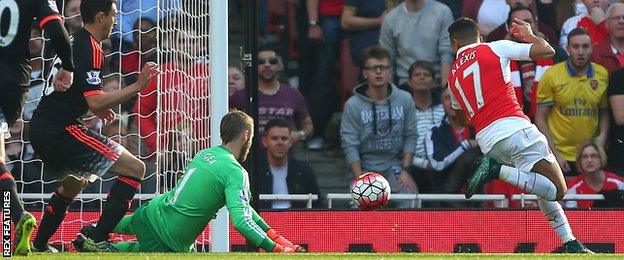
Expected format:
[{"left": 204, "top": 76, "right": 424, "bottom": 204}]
[{"left": 229, "top": 46, "right": 314, "bottom": 148}]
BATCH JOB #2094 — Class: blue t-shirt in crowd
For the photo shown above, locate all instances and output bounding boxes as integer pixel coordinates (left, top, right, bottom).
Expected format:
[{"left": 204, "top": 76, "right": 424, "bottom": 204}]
[{"left": 345, "top": 0, "right": 386, "bottom": 67}]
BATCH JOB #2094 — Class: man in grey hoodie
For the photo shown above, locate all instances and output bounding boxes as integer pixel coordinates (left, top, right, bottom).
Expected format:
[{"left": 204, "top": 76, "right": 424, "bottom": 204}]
[{"left": 341, "top": 45, "right": 419, "bottom": 202}]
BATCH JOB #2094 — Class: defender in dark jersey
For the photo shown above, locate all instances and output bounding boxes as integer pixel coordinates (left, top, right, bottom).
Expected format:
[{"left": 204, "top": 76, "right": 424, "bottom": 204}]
[
  {"left": 29, "top": 0, "right": 158, "bottom": 253},
  {"left": 0, "top": 0, "right": 74, "bottom": 256}
]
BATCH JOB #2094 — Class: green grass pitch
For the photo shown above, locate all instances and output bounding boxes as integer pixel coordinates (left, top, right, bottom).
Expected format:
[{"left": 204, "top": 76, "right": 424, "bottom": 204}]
[{"left": 20, "top": 253, "right": 623, "bottom": 259}]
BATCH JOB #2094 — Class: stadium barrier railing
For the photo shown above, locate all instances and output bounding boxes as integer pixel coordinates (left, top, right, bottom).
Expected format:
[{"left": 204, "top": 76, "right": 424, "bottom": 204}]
[
  {"left": 326, "top": 193, "right": 507, "bottom": 208},
  {"left": 21, "top": 193, "right": 606, "bottom": 209},
  {"left": 511, "top": 194, "right": 605, "bottom": 207},
  {"left": 324, "top": 193, "right": 605, "bottom": 208},
  {"left": 259, "top": 194, "right": 319, "bottom": 209}
]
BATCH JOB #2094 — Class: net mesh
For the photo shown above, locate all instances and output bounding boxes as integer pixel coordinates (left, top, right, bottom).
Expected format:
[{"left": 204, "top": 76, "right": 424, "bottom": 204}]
[{"left": 5, "top": 0, "right": 212, "bottom": 249}]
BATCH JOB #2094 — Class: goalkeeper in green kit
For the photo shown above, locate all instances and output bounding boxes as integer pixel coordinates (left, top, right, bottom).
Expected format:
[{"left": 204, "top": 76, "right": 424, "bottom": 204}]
[{"left": 102, "top": 110, "right": 304, "bottom": 252}]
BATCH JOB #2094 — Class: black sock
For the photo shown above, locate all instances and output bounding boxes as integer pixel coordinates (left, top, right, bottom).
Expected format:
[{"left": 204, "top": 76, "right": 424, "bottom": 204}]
[
  {"left": 33, "top": 192, "right": 72, "bottom": 250},
  {"left": 92, "top": 176, "right": 141, "bottom": 242},
  {"left": 0, "top": 163, "right": 26, "bottom": 223}
]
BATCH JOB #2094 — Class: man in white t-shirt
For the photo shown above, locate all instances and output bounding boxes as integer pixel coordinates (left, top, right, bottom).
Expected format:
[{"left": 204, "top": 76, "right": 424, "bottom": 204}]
[{"left": 257, "top": 119, "right": 320, "bottom": 209}]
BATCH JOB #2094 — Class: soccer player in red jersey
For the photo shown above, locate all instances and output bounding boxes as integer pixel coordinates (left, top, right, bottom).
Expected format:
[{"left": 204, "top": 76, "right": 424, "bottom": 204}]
[{"left": 447, "top": 17, "right": 592, "bottom": 253}]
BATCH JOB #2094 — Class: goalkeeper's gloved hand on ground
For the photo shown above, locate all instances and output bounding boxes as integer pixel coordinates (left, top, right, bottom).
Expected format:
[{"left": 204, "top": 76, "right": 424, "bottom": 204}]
[
  {"left": 267, "top": 229, "right": 293, "bottom": 246},
  {"left": 271, "top": 244, "right": 306, "bottom": 253}
]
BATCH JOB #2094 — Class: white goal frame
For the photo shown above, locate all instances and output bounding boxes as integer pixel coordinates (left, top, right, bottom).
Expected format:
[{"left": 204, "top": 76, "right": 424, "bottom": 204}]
[{"left": 208, "top": 0, "right": 229, "bottom": 253}]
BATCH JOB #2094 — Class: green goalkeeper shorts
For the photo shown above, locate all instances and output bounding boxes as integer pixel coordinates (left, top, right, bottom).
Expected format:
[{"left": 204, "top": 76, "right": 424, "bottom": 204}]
[{"left": 127, "top": 204, "right": 174, "bottom": 252}]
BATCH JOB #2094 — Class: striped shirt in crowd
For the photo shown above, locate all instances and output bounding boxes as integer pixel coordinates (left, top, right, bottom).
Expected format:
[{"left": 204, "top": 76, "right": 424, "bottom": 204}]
[{"left": 412, "top": 104, "right": 445, "bottom": 169}]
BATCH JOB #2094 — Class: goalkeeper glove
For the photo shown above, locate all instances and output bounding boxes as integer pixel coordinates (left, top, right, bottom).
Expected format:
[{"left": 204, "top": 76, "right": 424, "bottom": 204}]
[
  {"left": 267, "top": 229, "right": 294, "bottom": 247},
  {"left": 272, "top": 244, "right": 306, "bottom": 253}
]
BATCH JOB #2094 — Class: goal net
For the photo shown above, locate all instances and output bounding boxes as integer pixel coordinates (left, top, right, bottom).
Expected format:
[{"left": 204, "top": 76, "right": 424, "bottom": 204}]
[{"left": 7, "top": 0, "right": 227, "bottom": 251}]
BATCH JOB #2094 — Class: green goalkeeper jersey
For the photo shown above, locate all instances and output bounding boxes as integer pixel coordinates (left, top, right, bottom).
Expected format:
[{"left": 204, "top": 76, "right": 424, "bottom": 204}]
[{"left": 141, "top": 146, "right": 274, "bottom": 252}]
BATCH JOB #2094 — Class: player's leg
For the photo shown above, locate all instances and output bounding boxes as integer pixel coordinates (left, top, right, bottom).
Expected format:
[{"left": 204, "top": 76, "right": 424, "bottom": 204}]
[
  {"left": 87, "top": 149, "right": 145, "bottom": 244},
  {"left": 1, "top": 93, "right": 36, "bottom": 256},
  {"left": 110, "top": 214, "right": 142, "bottom": 252},
  {"left": 113, "top": 214, "right": 135, "bottom": 235},
  {"left": 31, "top": 124, "right": 125, "bottom": 252},
  {"left": 0, "top": 137, "right": 30, "bottom": 225},
  {"left": 530, "top": 159, "right": 567, "bottom": 200},
  {"left": 530, "top": 159, "right": 592, "bottom": 252},
  {"left": 113, "top": 208, "right": 171, "bottom": 252},
  {"left": 494, "top": 127, "right": 591, "bottom": 253},
  {"left": 113, "top": 241, "right": 142, "bottom": 252},
  {"left": 466, "top": 128, "right": 559, "bottom": 201},
  {"left": 32, "top": 176, "right": 87, "bottom": 251}
]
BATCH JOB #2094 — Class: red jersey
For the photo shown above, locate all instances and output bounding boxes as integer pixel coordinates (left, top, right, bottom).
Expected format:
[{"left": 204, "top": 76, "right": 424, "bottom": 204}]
[
  {"left": 320, "top": 0, "right": 345, "bottom": 16},
  {"left": 564, "top": 172, "right": 624, "bottom": 208},
  {"left": 448, "top": 40, "right": 535, "bottom": 154}
]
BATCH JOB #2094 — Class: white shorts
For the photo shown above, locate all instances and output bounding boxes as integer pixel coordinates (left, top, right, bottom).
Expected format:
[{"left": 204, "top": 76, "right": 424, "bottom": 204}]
[{"left": 486, "top": 125, "right": 556, "bottom": 173}]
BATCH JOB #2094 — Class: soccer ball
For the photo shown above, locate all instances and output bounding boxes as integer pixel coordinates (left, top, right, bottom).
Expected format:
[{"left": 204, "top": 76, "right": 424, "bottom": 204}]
[{"left": 350, "top": 172, "right": 391, "bottom": 210}]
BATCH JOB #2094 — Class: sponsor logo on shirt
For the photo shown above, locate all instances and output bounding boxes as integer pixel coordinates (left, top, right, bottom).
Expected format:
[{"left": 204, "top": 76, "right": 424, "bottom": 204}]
[
  {"left": 86, "top": 70, "right": 101, "bottom": 85},
  {"left": 590, "top": 80, "right": 598, "bottom": 90}
]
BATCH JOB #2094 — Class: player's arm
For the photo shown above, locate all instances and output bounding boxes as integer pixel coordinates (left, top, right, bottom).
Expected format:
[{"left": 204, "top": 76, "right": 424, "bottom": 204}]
[
  {"left": 85, "top": 63, "right": 158, "bottom": 114},
  {"left": 42, "top": 20, "right": 74, "bottom": 72},
  {"left": 250, "top": 208, "right": 303, "bottom": 250},
  {"left": 509, "top": 18, "right": 555, "bottom": 60},
  {"left": 36, "top": 0, "right": 73, "bottom": 71},
  {"left": 37, "top": 0, "right": 74, "bottom": 90},
  {"left": 454, "top": 109, "right": 469, "bottom": 127},
  {"left": 448, "top": 89, "right": 470, "bottom": 127},
  {"left": 224, "top": 171, "right": 301, "bottom": 252},
  {"left": 224, "top": 185, "right": 275, "bottom": 251}
]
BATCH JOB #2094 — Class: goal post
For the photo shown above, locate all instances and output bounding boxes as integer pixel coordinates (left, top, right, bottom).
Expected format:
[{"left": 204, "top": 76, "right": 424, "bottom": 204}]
[{"left": 208, "top": 0, "right": 230, "bottom": 253}]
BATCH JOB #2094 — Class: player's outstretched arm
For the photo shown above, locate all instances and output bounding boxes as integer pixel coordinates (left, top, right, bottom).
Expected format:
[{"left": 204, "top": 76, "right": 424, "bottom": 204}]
[
  {"left": 85, "top": 62, "right": 158, "bottom": 114},
  {"left": 510, "top": 17, "right": 555, "bottom": 60},
  {"left": 250, "top": 208, "right": 306, "bottom": 252},
  {"left": 224, "top": 177, "right": 304, "bottom": 253}
]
